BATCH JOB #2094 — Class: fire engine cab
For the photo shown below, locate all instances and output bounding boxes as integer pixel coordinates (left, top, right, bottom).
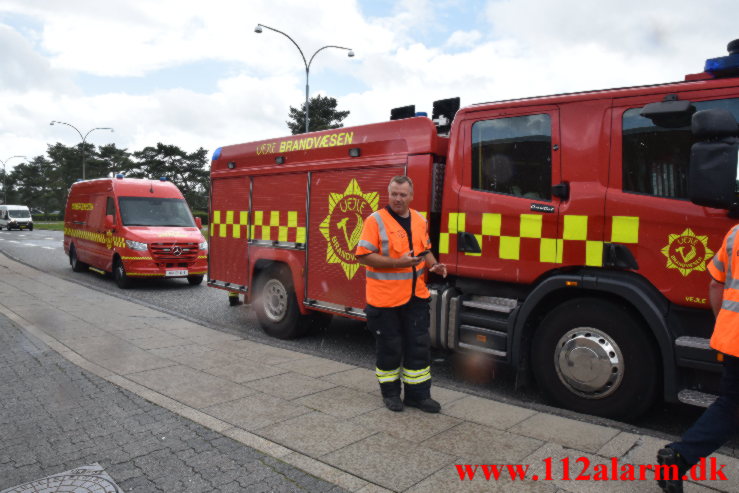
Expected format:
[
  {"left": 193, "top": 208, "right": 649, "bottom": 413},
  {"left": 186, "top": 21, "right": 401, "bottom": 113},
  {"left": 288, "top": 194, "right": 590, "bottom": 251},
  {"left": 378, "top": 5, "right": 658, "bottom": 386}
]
[{"left": 208, "top": 40, "right": 739, "bottom": 419}]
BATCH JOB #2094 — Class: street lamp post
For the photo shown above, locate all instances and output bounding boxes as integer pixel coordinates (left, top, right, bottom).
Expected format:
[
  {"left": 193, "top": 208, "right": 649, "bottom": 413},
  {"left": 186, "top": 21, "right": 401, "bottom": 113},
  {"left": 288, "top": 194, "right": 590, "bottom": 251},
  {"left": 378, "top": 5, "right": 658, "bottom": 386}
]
[
  {"left": 0, "top": 155, "right": 27, "bottom": 205},
  {"left": 50, "top": 121, "right": 114, "bottom": 180},
  {"left": 255, "top": 24, "right": 354, "bottom": 133}
]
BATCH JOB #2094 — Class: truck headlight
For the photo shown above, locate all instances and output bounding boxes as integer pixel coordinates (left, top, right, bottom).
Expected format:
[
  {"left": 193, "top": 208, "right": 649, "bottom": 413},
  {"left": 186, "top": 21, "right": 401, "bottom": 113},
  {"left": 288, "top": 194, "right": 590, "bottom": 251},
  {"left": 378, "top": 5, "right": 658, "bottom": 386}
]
[
  {"left": 199, "top": 241, "right": 208, "bottom": 250},
  {"left": 125, "top": 239, "right": 148, "bottom": 251}
]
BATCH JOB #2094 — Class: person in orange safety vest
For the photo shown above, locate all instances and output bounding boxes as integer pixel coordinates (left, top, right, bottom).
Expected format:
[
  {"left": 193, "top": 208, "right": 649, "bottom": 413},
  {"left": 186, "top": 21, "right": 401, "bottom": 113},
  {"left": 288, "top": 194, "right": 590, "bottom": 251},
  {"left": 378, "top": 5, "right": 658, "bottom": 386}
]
[
  {"left": 355, "top": 176, "right": 447, "bottom": 412},
  {"left": 657, "top": 224, "right": 739, "bottom": 493}
]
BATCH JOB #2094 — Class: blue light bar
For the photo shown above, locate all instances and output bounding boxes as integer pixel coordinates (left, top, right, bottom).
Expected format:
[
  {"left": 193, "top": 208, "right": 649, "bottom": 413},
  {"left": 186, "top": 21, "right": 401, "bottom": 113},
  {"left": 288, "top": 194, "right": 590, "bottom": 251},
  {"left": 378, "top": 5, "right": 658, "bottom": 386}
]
[
  {"left": 704, "top": 53, "right": 739, "bottom": 73},
  {"left": 212, "top": 147, "right": 222, "bottom": 161},
  {"left": 159, "top": 177, "right": 168, "bottom": 181},
  {"left": 115, "top": 173, "right": 124, "bottom": 179}
]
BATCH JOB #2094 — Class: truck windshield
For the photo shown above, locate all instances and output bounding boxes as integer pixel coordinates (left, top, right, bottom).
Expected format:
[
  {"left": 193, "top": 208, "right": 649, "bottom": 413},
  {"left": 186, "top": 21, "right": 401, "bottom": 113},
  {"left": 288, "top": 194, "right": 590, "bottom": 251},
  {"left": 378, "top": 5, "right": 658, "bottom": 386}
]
[
  {"left": 8, "top": 210, "right": 30, "bottom": 219},
  {"left": 118, "top": 197, "right": 195, "bottom": 227}
]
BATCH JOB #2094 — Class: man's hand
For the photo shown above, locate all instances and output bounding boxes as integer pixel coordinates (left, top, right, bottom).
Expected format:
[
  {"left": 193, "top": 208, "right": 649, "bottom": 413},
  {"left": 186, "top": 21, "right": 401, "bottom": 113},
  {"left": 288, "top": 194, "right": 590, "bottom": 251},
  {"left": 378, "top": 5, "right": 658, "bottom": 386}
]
[
  {"left": 356, "top": 252, "right": 421, "bottom": 269},
  {"left": 429, "top": 262, "right": 448, "bottom": 278},
  {"left": 397, "top": 252, "right": 423, "bottom": 268}
]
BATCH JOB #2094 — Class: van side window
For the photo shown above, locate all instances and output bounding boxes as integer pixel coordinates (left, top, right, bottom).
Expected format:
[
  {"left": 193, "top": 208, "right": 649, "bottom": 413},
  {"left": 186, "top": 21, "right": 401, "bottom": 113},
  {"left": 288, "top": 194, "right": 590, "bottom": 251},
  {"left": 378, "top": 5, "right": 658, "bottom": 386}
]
[
  {"left": 471, "top": 113, "right": 552, "bottom": 200},
  {"left": 622, "top": 97, "right": 739, "bottom": 199},
  {"left": 106, "top": 197, "right": 116, "bottom": 221}
]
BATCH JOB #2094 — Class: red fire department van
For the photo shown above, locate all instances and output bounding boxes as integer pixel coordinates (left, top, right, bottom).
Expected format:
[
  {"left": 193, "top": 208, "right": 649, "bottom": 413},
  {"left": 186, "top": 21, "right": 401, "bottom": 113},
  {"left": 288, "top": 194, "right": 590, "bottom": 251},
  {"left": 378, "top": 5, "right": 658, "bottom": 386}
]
[
  {"left": 64, "top": 176, "right": 208, "bottom": 289},
  {"left": 207, "top": 40, "right": 739, "bottom": 419}
]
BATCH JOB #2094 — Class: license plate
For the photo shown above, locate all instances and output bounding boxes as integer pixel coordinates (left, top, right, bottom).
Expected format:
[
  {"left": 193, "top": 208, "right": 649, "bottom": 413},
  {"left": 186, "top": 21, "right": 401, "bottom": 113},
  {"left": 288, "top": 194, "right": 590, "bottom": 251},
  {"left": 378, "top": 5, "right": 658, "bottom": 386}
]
[{"left": 165, "top": 269, "right": 188, "bottom": 277}]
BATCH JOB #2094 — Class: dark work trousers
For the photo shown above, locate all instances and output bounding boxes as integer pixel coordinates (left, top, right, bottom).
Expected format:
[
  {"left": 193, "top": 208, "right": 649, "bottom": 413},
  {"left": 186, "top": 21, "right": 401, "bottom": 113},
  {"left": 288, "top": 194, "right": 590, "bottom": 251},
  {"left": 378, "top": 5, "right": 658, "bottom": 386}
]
[
  {"left": 366, "top": 297, "right": 431, "bottom": 400},
  {"left": 670, "top": 355, "right": 739, "bottom": 466}
]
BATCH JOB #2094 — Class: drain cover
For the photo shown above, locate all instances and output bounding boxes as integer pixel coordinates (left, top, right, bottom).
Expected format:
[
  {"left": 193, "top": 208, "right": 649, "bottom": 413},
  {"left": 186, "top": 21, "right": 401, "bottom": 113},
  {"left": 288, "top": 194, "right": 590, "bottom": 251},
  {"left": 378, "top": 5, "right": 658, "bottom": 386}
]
[{"left": 1, "top": 463, "right": 122, "bottom": 493}]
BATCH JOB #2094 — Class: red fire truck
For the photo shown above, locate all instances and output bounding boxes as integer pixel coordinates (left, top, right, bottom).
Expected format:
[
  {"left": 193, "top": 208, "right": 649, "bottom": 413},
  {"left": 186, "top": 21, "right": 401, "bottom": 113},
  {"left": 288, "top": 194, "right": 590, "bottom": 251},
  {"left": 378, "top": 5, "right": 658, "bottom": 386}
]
[{"left": 207, "top": 40, "right": 739, "bottom": 419}]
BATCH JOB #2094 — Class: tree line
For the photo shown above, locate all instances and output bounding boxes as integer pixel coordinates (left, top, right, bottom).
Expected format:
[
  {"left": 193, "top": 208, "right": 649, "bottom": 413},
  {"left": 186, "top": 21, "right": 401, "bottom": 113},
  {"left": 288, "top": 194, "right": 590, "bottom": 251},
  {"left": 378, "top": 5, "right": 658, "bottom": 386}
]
[{"left": 2, "top": 142, "right": 209, "bottom": 217}]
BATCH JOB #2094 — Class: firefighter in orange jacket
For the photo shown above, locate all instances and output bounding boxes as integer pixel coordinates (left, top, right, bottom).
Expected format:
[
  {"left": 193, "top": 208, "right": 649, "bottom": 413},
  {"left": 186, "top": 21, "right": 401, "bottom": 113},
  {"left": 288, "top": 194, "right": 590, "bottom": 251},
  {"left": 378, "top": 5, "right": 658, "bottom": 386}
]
[
  {"left": 657, "top": 224, "right": 739, "bottom": 492},
  {"left": 355, "top": 176, "right": 447, "bottom": 412}
]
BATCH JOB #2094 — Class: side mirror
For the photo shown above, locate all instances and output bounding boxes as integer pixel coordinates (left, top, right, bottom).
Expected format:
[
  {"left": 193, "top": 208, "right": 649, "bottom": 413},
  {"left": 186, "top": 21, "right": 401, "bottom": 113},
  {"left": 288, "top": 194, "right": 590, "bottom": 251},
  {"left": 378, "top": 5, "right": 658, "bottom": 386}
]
[
  {"left": 104, "top": 214, "right": 114, "bottom": 230},
  {"left": 688, "top": 109, "right": 739, "bottom": 209},
  {"left": 195, "top": 217, "right": 202, "bottom": 229},
  {"left": 640, "top": 100, "right": 695, "bottom": 128}
]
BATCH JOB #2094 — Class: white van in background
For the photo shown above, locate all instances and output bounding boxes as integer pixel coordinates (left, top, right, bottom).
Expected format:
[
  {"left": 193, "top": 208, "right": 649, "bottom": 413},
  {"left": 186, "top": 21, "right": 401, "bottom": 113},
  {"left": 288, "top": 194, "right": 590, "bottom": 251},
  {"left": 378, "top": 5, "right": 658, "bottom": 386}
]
[{"left": 0, "top": 205, "right": 33, "bottom": 230}]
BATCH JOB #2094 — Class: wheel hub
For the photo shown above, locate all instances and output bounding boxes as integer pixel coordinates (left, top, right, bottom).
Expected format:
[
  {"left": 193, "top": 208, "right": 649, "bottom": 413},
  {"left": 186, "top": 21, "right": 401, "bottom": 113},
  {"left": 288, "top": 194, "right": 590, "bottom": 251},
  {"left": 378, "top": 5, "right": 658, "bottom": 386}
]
[
  {"left": 554, "top": 327, "right": 624, "bottom": 399},
  {"left": 263, "top": 279, "right": 288, "bottom": 322}
]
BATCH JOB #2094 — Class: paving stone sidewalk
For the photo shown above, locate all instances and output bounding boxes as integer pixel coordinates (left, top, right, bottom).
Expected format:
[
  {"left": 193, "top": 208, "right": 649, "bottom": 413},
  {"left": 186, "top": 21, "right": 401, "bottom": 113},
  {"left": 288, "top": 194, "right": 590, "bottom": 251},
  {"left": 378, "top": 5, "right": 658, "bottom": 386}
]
[
  {"left": 0, "top": 314, "right": 347, "bottom": 493},
  {"left": 1, "top": 252, "right": 738, "bottom": 492}
]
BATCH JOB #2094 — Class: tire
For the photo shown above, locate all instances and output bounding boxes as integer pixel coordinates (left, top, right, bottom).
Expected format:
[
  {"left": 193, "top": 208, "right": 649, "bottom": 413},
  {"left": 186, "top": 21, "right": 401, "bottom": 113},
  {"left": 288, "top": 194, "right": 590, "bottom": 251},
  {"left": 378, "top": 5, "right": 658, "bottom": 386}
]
[
  {"left": 254, "top": 264, "right": 308, "bottom": 339},
  {"left": 69, "top": 245, "right": 88, "bottom": 273},
  {"left": 28, "top": 225, "right": 33, "bottom": 231},
  {"left": 187, "top": 274, "right": 204, "bottom": 285},
  {"left": 113, "top": 258, "right": 133, "bottom": 289},
  {"left": 531, "top": 298, "right": 658, "bottom": 419}
]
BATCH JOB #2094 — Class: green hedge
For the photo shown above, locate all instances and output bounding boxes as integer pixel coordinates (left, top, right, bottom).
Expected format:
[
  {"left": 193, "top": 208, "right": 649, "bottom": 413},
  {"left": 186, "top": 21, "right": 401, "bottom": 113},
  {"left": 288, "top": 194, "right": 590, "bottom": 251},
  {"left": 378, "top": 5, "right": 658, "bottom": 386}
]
[
  {"left": 33, "top": 214, "right": 63, "bottom": 222},
  {"left": 193, "top": 211, "right": 208, "bottom": 225}
]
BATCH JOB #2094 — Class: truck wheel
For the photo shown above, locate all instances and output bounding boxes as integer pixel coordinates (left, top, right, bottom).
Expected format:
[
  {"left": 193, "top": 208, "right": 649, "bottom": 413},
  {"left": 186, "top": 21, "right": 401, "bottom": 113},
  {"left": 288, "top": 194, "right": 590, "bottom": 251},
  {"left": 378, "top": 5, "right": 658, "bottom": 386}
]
[
  {"left": 187, "top": 274, "right": 204, "bottom": 285},
  {"left": 531, "top": 298, "right": 658, "bottom": 419},
  {"left": 28, "top": 225, "right": 33, "bottom": 231},
  {"left": 69, "top": 245, "right": 88, "bottom": 272},
  {"left": 113, "top": 258, "right": 133, "bottom": 289},
  {"left": 254, "top": 264, "right": 308, "bottom": 339}
]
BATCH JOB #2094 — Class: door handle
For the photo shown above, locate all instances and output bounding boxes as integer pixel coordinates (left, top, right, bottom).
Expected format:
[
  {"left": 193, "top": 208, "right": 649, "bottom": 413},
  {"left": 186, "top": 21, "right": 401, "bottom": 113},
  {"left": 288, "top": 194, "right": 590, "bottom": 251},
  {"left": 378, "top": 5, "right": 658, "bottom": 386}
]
[
  {"left": 552, "top": 182, "right": 570, "bottom": 200},
  {"left": 457, "top": 231, "right": 481, "bottom": 253}
]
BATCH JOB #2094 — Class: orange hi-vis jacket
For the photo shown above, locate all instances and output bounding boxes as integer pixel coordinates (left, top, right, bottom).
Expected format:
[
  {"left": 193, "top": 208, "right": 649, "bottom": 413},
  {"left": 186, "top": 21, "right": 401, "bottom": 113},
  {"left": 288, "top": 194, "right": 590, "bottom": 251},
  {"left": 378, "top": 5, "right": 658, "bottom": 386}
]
[
  {"left": 355, "top": 208, "right": 432, "bottom": 308},
  {"left": 707, "top": 224, "right": 739, "bottom": 357}
]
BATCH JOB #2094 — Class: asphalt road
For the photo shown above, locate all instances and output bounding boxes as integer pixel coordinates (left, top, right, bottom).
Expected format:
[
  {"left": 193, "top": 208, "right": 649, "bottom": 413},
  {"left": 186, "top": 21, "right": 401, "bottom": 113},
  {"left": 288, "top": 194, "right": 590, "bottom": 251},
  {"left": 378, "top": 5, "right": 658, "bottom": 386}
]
[{"left": 0, "top": 227, "right": 715, "bottom": 442}]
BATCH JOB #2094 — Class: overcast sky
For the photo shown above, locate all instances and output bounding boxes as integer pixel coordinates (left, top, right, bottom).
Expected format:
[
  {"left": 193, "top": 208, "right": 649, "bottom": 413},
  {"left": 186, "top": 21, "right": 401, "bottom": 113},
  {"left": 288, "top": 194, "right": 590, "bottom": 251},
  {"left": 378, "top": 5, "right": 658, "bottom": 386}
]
[{"left": 1, "top": 0, "right": 737, "bottom": 173}]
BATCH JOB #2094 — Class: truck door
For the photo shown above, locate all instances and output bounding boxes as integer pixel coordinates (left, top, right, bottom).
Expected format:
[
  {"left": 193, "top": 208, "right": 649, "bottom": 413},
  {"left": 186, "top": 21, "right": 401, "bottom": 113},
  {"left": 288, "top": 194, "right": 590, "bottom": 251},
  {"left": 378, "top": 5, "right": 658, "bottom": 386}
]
[
  {"left": 451, "top": 107, "right": 562, "bottom": 283},
  {"left": 209, "top": 176, "right": 250, "bottom": 288},
  {"left": 607, "top": 91, "right": 739, "bottom": 312},
  {"left": 306, "top": 165, "right": 405, "bottom": 314}
]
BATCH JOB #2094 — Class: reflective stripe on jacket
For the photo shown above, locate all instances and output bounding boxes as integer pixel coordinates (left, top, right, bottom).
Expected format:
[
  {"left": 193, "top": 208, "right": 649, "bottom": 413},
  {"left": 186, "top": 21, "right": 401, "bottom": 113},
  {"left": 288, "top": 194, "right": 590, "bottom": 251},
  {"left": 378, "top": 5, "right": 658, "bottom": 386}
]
[
  {"left": 355, "top": 208, "right": 431, "bottom": 307},
  {"left": 708, "top": 224, "right": 739, "bottom": 357}
]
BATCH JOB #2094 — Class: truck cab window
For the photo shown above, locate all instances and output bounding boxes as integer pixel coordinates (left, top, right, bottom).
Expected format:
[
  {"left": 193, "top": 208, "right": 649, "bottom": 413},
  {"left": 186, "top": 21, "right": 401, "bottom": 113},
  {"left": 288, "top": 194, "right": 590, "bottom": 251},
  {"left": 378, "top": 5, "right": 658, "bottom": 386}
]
[
  {"left": 471, "top": 113, "right": 552, "bottom": 200},
  {"left": 622, "top": 97, "right": 739, "bottom": 199}
]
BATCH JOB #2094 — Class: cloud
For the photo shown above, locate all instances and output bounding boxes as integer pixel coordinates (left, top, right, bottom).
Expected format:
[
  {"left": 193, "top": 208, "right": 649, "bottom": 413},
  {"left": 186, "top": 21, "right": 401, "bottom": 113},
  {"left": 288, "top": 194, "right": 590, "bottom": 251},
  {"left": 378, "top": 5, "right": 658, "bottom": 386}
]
[
  {"left": 445, "top": 30, "right": 482, "bottom": 49},
  {"left": 0, "top": 24, "right": 76, "bottom": 93},
  {"left": 1, "top": 0, "right": 739, "bottom": 174}
]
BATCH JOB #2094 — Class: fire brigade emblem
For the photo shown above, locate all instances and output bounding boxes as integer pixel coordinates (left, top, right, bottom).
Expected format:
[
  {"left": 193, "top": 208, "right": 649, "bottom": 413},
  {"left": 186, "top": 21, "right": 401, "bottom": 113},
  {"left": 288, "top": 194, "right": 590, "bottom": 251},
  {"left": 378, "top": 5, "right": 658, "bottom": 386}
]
[
  {"left": 105, "top": 230, "right": 114, "bottom": 250},
  {"left": 319, "top": 179, "right": 379, "bottom": 280},
  {"left": 661, "top": 228, "right": 714, "bottom": 277}
]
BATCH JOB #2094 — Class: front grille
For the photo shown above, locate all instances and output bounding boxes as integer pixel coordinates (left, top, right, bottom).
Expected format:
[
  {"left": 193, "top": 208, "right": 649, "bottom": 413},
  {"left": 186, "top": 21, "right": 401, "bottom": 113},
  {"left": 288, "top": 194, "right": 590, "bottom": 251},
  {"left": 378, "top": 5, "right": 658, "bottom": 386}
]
[{"left": 150, "top": 242, "right": 199, "bottom": 263}]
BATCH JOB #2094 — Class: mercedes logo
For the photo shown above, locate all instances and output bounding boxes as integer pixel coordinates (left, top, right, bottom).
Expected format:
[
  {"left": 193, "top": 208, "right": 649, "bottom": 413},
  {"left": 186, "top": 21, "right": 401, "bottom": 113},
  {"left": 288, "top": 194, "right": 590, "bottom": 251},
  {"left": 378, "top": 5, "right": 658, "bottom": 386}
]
[{"left": 172, "top": 246, "right": 182, "bottom": 256}]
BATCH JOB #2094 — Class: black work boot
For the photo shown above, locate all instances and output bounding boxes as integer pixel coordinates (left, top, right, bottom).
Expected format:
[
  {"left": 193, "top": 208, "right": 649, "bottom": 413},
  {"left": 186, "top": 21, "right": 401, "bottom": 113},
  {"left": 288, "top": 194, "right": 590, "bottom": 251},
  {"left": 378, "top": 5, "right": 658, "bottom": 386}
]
[
  {"left": 383, "top": 395, "right": 404, "bottom": 412},
  {"left": 656, "top": 447, "right": 688, "bottom": 493},
  {"left": 403, "top": 396, "right": 441, "bottom": 413}
]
